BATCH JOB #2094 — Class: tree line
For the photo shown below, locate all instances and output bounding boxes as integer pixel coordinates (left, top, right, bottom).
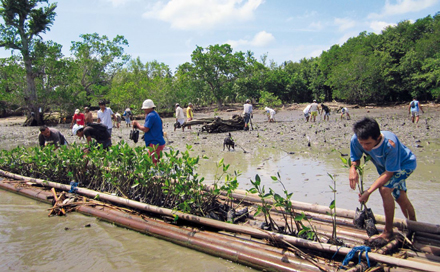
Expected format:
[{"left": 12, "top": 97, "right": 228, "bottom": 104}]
[{"left": 1, "top": 1, "right": 439, "bottom": 124}]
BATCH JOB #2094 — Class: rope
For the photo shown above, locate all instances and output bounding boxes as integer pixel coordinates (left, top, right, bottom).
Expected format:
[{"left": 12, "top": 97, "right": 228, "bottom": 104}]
[
  {"left": 69, "top": 181, "right": 78, "bottom": 193},
  {"left": 341, "top": 246, "right": 371, "bottom": 268}
]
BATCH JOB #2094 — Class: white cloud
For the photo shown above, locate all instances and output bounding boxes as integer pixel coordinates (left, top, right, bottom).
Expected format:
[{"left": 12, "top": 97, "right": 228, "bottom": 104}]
[
  {"left": 103, "top": 0, "right": 131, "bottom": 7},
  {"left": 334, "top": 18, "right": 356, "bottom": 32},
  {"left": 226, "top": 31, "right": 275, "bottom": 48},
  {"left": 143, "top": 0, "right": 264, "bottom": 30},
  {"left": 368, "top": 0, "right": 440, "bottom": 18},
  {"left": 308, "top": 21, "right": 323, "bottom": 31},
  {"left": 369, "top": 21, "right": 396, "bottom": 33}
]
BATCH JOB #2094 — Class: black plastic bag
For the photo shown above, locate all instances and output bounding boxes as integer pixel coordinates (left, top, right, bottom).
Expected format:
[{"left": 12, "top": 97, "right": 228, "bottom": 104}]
[
  {"left": 365, "top": 218, "right": 379, "bottom": 237},
  {"left": 364, "top": 208, "right": 376, "bottom": 224},
  {"left": 130, "top": 129, "right": 139, "bottom": 143},
  {"left": 353, "top": 207, "right": 366, "bottom": 229}
]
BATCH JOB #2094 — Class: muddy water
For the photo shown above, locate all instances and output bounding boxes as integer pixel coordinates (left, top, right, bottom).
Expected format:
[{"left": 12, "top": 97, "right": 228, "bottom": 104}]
[
  {"left": 0, "top": 185, "right": 252, "bottom": 271},
  {"left": 1, "top": 105, "right": 440, "bottom": 269}
]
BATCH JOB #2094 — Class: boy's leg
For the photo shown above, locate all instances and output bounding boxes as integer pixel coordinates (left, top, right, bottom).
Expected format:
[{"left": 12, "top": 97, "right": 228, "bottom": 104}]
[
  {"left": 378, "top": 186, "right": 396, "bottom": 239},
  {"left": 396, "top": 190, "right": 416, "bottom": 221}
]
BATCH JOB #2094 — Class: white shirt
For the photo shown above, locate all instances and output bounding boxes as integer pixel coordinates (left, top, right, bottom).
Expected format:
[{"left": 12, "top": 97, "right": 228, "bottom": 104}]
[
  {"left": 97, "top": 107, "right": 114, "bottom": 128},
  {"left": 243, "top": 103, "right": 253, "bottom": 114},
  {"left": 303, "top": 105, "right": 311, "bottom": 114},
  {"left": 176, "top": 106, "right": 185, "bottom": 119},
  {"left": 309, "top": 103, "right": 319, "bottom": 112}
]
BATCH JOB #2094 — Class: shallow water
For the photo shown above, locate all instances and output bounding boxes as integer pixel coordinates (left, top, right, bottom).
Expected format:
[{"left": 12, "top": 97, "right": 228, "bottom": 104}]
[{"left": 0, "top": 186, "right": 252, "bottom": 272}]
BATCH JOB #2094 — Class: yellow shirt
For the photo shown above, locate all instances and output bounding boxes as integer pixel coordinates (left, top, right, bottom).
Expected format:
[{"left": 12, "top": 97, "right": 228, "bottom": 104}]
[{"left": 186, "top": 107, "right": 193, "bottom": 118}]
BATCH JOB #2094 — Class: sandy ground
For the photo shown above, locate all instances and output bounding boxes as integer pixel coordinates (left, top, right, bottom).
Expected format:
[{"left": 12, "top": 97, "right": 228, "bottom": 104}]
[{"left": 1, "top": 103, "right": 440, "bottom": 223}]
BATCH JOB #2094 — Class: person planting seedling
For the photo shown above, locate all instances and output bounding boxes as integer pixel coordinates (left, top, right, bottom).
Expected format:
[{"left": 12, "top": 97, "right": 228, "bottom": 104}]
[{"left": 348, "top": 117, "right": 417, "bottom": 244}]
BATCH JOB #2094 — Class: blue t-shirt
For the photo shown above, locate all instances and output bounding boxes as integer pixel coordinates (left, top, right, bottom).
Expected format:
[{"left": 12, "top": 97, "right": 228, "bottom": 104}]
[
  {"left": 350, "top": 131, "right": 416, "bottom": 175},
  {"left": 143, "top": 111, "right": 165, "bottom": 146},
  {"left": 410, "top": 100, "right": 419, "bottom": 112}
]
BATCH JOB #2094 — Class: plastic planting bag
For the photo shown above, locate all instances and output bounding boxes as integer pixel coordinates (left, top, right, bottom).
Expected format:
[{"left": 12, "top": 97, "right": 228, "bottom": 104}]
[
  {"left": 353, "top": 206, "right": 378, "bottom": 237},
  {"left": 354, "top": 207, "right": 366, "bottom": 229},
  {"left": 130, "top": 128, "right": 139, "bottom": 143}
]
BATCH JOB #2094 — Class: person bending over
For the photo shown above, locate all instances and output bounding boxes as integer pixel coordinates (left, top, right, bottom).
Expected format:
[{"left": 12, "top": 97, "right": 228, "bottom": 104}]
[
  {"left": 39, "top": 126, "right": 67, "bottom": 149},
  {"left": 349, "top": 117, "right": 417, "bottom": 242}
]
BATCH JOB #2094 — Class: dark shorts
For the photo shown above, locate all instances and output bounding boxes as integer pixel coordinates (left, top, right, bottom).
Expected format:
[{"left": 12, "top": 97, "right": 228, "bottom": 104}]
[
  {"left": 383, "top": 169, "right": 413, "bottom": 200},
  {"left": 97, "top": 139, "right": 112, "bottom": 150},
  {"left": 244, "top": 113, "right": 251, "bottom": 124}
]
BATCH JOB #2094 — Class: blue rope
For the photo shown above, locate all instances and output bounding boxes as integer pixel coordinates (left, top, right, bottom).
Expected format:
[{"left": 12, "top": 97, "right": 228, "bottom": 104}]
[
  {"left": 341, "top": 246, "right": 371, "bottom": 268},
  {"left": 69, "top": 181, "right": 78, "bottom": 193}
]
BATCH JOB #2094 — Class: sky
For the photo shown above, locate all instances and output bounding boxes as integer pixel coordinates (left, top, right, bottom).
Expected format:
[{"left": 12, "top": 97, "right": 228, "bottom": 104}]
[{"left": 1, "top": 0, "right": 440, "bottom": 72}]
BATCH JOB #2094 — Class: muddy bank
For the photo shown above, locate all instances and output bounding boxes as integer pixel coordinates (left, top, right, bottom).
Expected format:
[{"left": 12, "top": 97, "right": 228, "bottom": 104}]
[{"left": 1, "top": 103, "right": 439, "bottom": 224}]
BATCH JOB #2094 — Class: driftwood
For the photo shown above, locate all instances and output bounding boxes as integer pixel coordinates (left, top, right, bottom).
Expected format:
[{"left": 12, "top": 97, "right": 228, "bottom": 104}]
[{"left": 183, "top": 115, "right": 245, "bottom": 133}]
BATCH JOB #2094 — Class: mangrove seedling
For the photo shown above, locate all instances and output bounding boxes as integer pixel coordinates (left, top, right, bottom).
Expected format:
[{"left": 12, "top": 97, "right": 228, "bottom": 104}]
[{"left": 327, "top": 173, "right": 343, "bottom": 245}]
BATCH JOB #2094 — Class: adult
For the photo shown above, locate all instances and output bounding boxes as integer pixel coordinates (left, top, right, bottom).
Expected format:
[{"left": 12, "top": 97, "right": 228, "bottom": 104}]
[
  {"left": 186, "top": 103, "right": 194, "bottom": 130},
  {"left": 309, "top": 100, "right": 320, "bottom": 122},
  {"left": 39, "top": 126, "right": 67, "bottom": 149},
  {"left": 72, "top": 123, "right": 112, "bottom": 150},
  {"left": 132, "top": 99, "right": 166, "bottom": 164},
  {"left": 340, "top": 107, "right": 351, "bottom": 120},
  {"left": 175, "top": 103, "right": 185, "bottom": 132},
  {"left": 303, "top": 104, "right": 311, "bottom": 122},
  {"left": 243, "top": 99, "right": 253, "bottom": 130},
  {"left": 264, "top": 107, "right": 276, "bottom": 122},
  {"left": 349, "top": 117, "right": 417, "bottom": 242},
  {"left": 70, "top": 109, "right": 85, "bottom": 129},
  {"left": 123, "top": 108, "right": 132, "bottom": 127},
  {"left": 84, "top": 107, "right": 93, "bottom": 125},
  {"left": 321, "top": 104, "right": 331, "bottom": 121},
  {"left": 408, "top": 97, "right": 424, "bottom": 124},
  {"left": 97, "top": 101, "right": 115, "bottom": 136}
]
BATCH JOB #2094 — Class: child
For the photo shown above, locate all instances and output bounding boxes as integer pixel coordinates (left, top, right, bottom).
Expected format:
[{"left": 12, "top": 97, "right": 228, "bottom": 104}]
[{"left": 349, "top": 117, "right": 417, "bottom": 242}]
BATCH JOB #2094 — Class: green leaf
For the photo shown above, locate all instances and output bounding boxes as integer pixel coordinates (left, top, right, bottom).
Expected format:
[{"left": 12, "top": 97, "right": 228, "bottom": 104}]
[{"left": 329, "top": 200, "right": 335, "bottom": 209}]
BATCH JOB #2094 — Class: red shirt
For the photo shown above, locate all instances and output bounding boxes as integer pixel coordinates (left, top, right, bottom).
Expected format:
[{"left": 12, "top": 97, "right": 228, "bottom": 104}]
[{"left": 73, "top": 113, "right": 85, "bottom": 126}]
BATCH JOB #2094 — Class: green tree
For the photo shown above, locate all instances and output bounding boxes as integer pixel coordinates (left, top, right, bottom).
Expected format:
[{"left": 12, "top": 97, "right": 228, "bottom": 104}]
[
  {"left": 0, "top": 0, "right": 57, "bottom": 125},
  {"left": 190, "top": 44, "right": 246, "bottom": 107},
  {"left": 0, "top": 56, "right": 25, "bottom": 114},
  {"left": 70, "top": 33, "right": 130, "bottom": 104}
]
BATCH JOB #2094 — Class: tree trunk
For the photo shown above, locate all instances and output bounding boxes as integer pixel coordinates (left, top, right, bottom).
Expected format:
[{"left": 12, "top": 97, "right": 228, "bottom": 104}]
[{"left": 23, "top": 58, "right": 44, "bottom": 126}]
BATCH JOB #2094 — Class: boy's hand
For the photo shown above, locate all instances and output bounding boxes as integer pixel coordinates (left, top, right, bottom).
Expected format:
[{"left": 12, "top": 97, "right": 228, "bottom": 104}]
[
  {"left": 349, "top": 165, "right": 359, "bottom": 190},
  {"left": 359, "top": 191, "right": 371, "bottom": 204}
]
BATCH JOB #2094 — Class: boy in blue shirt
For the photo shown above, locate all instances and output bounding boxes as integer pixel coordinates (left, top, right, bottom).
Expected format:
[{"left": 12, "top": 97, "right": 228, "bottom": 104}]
[
  {"left": 408, "top": 97, "right": 424, "bottom": 124},
  {"left": 349, "top": 117, "right": 417, "bottom": 242}
]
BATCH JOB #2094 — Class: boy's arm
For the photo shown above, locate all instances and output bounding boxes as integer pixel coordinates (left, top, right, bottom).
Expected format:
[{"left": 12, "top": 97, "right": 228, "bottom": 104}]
[
  {"left": 349, "top": 160, "right": 360, "bottom": 190},
  {"left": 359, "top": 171, "right": 394, "bottom": 203}
]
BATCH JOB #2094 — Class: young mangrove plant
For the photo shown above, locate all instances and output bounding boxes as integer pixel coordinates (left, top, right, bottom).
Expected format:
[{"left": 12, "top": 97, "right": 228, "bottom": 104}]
[
  {"left": 269, "top": 172, "right": 303, "bottom": 235},
  {"left": 327, "top": 173, "right": 343, "bottom": 245},
  {"left": 341, "top": 154, "right": 378, "bottom": 236},
  {"left": 247, "top": 174, "right": 277, "bottom": 231}
]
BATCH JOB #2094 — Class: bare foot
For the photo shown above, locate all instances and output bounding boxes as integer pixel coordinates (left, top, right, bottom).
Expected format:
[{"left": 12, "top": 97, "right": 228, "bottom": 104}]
[{"left": 369, "top": 232, "right": 394, "bottom": 242}]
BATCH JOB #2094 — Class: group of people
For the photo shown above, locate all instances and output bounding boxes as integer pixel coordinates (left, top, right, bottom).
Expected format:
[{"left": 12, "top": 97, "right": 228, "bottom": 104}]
[{"left": 303, "top": 100, "right": 350, "bottom": 122}]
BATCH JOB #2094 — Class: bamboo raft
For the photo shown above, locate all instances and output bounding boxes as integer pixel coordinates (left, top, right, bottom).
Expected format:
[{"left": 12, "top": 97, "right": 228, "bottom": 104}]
[{"left": 1, "top": 169, "right": 440, "bottom": 272}]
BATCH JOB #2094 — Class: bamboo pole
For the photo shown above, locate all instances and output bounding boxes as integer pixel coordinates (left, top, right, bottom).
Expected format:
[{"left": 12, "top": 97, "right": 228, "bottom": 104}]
[{"left": 1, "top": 172, "right": 440, "bottom": 272}]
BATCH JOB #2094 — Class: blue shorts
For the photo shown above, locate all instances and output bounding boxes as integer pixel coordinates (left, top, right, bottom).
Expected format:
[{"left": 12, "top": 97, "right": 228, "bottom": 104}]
[{"left": 383, "top": 170, "right": 413, "bottom": 200}]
